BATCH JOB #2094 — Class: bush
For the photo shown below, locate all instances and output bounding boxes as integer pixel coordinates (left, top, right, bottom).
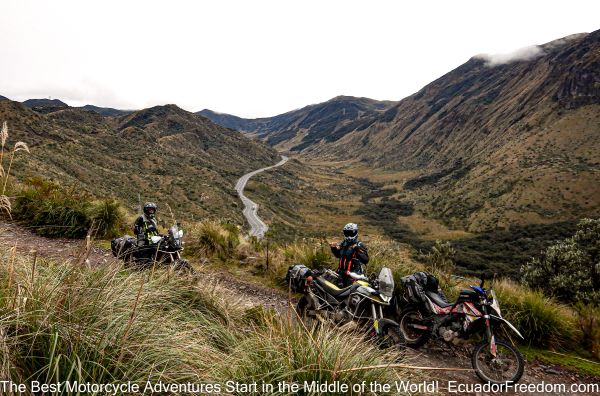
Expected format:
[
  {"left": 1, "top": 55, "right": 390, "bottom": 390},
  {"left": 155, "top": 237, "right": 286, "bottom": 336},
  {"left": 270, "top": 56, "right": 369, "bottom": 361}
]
[
  {"left": 521, "top": 218, "right": 600, "bottom": 304},
  {"left": 10, "top": 177, "right": 126, "bottom": 239}
]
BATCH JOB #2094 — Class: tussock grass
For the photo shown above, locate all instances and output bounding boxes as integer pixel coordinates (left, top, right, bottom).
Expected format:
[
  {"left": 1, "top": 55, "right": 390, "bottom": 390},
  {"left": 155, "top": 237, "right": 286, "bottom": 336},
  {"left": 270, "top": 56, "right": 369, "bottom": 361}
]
[
  {"left": 493, "top": 279, "right": 580, "bottom": 348},
  {"left": 9, "top": 177, "right": 126, "bottom": 239},
  {"left": 186, "top": 220, "right": 242, "bottom": 260},
  {"left": 0, "top": 248, "right": 408, "bottom": 393}
]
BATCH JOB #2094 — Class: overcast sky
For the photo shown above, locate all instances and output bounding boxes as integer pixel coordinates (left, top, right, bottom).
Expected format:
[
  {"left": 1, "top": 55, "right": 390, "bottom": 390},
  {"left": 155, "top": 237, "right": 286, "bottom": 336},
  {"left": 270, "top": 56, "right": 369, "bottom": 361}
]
[{"left": 1, "top": 0, "right": 598, "bottom": 118}]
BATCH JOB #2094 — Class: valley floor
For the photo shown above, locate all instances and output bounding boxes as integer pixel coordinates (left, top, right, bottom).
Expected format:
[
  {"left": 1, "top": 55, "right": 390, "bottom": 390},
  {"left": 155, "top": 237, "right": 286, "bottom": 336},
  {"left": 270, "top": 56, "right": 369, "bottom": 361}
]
[{"left": 1, "top": 220, "right": 598, "bottom": 395}]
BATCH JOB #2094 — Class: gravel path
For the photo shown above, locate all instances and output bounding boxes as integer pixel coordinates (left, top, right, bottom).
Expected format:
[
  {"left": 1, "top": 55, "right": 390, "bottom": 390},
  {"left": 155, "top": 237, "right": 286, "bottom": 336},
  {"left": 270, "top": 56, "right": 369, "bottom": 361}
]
[{"left": 235, "top": 155, "right": 288, "bottom": 238}]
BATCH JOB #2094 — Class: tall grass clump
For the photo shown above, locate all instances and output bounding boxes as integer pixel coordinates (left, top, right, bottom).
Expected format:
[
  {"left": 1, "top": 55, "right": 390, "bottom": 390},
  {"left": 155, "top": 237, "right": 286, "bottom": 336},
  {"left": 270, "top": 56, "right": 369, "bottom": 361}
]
[
  {"left": 0, "top": 248, "right": 410, "bottom": 393},
  {"left": 0, "top": 120, "right": 29, "bottom": 218},
  {"left": 575, "top": 303, "right": 600, "bottom": 360},
  {"left": 186, "top": 220, "right": 242, "bottom": 260},
  {"left": 10, "top": 176, "right": 125, "bottom": 239},
  {"left": 493, "top": 279, "right": 580, "bottom": 348}
]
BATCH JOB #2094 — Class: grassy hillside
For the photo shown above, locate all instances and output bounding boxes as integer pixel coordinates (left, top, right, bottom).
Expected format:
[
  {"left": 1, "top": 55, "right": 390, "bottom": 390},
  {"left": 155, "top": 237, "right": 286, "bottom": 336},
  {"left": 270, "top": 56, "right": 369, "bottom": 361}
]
[
  {"left": 0, "top": 100, "right": 279, "bottom": 224},
  {"left": 307, "top": 31, "right": 600, "bottom": 233}
]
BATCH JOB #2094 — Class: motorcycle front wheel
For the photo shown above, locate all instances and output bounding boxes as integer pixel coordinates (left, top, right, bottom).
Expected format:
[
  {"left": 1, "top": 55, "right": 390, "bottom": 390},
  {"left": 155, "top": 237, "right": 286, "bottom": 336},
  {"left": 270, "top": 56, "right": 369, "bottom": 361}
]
[
  {"left": 472, "top": 338, "right": 524, "bottom": 384},
  {"left": 377, "top": 324, "right": 406, "bottom": 352}
]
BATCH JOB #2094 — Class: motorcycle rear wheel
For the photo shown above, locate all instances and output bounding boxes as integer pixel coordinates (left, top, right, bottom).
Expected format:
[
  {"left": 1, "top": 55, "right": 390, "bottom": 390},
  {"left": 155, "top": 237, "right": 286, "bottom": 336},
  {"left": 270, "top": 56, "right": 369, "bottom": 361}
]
[
  {"left": 397, "top": 307, "right": 430, "bottom": 347},
  {"left": 472, "top": 338, "right": 524, "bottom": 384},
  {"left": 295, "top": 295, "right": 321, "bottom": 329}
]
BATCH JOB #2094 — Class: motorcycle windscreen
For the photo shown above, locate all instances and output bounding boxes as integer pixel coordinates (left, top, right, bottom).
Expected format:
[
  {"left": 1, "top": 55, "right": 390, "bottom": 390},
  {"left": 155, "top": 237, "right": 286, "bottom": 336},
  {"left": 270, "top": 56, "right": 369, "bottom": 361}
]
[{"left": 378, "top": 267, "right": 394, "bottom": 298}]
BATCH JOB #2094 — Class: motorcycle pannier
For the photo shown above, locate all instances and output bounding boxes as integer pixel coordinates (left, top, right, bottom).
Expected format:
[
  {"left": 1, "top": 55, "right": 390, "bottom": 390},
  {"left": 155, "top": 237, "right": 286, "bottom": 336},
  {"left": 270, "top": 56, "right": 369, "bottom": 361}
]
[
  {"left": 401, "top": 275, "right": 427, "bottom": 303},
  {"left": 111, "top": 235, "right": 136, "bottom": 258},
  {"left": 286, "top": 264, "right": 311, "bottom": 293}
]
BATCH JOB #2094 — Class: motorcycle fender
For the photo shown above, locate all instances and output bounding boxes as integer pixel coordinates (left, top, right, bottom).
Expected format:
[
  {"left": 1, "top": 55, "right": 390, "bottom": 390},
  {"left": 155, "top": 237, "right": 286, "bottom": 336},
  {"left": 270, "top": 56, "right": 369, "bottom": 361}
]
[{"left": 490, "top": 314, "right": 524, "bottom": 340}]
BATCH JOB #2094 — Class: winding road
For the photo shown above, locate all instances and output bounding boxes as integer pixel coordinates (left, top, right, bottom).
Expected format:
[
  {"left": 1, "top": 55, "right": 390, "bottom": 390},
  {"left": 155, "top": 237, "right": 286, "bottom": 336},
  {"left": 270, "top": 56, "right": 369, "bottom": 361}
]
[{"left": 235, "top": 155, "right": 288, "bottom": 238}]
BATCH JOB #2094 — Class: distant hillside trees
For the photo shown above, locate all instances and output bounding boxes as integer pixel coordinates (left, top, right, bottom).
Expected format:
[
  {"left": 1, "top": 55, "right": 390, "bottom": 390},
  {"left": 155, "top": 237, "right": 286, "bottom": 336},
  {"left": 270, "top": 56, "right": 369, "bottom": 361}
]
[{"left": 521, "top": 218, "right": 600, "bottom": 305}]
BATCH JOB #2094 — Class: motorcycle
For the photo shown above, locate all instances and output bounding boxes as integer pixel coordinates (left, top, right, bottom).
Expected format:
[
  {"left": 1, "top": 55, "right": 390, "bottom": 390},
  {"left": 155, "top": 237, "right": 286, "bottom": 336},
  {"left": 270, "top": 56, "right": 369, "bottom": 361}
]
[
  {"left": 396, "top": 272, "right": 524, "bottom": 384},
  {"left": 290, "top": 264, "right": 404, "bottom": 349},
  {"left": 111, "top": 224, "right": 193, "bottom": 272}
]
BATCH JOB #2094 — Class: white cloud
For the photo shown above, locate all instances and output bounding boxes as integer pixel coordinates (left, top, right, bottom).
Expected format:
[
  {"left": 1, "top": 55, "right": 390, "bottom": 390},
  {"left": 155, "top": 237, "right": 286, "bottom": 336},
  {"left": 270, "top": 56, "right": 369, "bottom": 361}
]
[{"left": 475, "top": 45, "right": 545, "bottom": 67}]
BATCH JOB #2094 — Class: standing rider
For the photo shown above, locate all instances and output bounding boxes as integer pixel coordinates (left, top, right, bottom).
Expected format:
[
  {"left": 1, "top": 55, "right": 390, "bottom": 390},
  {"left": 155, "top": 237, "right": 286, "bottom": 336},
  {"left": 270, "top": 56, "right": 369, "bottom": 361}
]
[
  {"left": 134, "top": 202, "right": 160, "bottom": 247},
  {"left": 330, "top": 223, "right": 369, "bottom": 287}
]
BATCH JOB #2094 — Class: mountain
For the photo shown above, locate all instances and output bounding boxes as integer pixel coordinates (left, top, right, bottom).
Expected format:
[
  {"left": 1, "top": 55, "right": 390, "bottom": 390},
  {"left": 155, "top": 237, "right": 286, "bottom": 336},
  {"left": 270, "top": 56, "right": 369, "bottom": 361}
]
[
  {"left": 80, "top": 104, "right": 133, "bottom": 117},
  {"left": 0, "top": 100, "right": 279, "bottom": 223},
  {"left": 0, "top": 95, "right": 9, "bottom": 101},
  {"left": 293, "top": 31, "right": 599, "bottom": 233},
  {"left": 198, "top": 96, "right": 397, "bottom": 151},
  {"left": 22, "top": 98, "right": 69, "bottom": 112}
]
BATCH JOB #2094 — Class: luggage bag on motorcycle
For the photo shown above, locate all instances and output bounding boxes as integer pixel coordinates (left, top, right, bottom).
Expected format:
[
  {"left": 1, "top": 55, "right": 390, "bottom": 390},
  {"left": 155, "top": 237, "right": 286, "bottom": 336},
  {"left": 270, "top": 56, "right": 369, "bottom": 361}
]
[
  {"left": 111, "top": 235, "right": 136, "bottom": 258},
  {"left": 401, "top": 275, "right": 427, "bottom": 303},
  {"left": 285, "top": 264, "right": 312, "bottom": 292}
]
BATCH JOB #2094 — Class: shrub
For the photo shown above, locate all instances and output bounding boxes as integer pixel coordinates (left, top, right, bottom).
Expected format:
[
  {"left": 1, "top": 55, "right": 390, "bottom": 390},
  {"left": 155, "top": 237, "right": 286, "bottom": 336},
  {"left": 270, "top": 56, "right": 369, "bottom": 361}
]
[{"left": 521, "top": 218, "right": 600, "bottom": 304}]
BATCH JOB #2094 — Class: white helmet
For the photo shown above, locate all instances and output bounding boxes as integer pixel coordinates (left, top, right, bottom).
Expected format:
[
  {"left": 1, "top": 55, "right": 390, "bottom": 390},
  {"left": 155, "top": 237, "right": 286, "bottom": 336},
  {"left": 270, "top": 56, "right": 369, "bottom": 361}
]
[{"left": 343, "top": 223, "right": 358, "bottom": 242}]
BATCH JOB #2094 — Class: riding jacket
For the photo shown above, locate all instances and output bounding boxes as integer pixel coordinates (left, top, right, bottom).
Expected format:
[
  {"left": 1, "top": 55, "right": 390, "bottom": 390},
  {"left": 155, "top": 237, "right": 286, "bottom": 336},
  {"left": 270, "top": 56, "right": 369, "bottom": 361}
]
[
  {"left": 331, "top": 239, "right": 369, "bottom": 286},
  {"left": 133, "top": 214, "right": 159, "bottom": 245}
]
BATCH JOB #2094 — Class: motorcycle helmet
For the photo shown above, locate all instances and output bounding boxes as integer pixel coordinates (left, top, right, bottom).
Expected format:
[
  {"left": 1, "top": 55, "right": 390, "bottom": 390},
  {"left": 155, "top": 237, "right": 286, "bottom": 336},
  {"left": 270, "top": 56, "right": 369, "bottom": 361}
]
[
  {"left": 143, "top": 202, "right": 157, "bottom": 219},
  {"left": 343, "top": 223, "right": 358, "bottom": 242}
]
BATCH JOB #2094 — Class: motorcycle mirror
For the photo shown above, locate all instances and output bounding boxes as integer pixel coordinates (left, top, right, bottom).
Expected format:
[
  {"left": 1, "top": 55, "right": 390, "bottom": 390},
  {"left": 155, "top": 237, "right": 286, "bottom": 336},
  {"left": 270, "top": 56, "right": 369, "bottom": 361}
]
[{"left": 479, "top": 273, "right": 486, "bottom": 288}]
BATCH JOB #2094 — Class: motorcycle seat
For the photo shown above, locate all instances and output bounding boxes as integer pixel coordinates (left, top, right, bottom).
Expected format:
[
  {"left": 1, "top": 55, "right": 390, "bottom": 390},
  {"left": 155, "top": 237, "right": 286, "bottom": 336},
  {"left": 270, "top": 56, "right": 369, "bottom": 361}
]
[
  {"left": 425, "top": 290, "right": 452, "bottom": 308},
  {"left": 315, "top": 277, "right": 361, "bottom": 298}
]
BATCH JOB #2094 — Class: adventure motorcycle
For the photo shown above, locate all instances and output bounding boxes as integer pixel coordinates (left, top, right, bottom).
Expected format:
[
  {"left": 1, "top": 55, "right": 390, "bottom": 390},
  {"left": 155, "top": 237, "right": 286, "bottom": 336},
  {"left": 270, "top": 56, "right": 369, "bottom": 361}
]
[
  {"left": 397, "top": 272, "right": 524, "bottom": 384},
  {"left": 288, "top": 265, "right": 404, "bottom": 349},
  {"left": 111, "top": 224, "right": 193, "bottom": 272}
]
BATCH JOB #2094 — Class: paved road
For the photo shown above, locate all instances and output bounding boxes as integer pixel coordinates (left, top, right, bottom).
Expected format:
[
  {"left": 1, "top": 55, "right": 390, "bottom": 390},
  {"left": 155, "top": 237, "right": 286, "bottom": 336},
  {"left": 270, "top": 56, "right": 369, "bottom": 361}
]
[{"left": 235, "top": 155, "right": 288, "bottom": 238}]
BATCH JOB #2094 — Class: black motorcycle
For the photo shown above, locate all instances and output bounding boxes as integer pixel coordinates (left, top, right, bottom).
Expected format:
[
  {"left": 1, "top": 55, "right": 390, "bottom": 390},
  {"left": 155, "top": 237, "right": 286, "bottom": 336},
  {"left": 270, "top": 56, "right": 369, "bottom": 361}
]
[
  {"left": 289, "top": 265, "right": 404, "bottom": 349},
  {"left": 111, "top": 224, "right": 192, "bottom": 272},
  {"left": 396, "top": 272, "right": 524, "bottom": 384}
]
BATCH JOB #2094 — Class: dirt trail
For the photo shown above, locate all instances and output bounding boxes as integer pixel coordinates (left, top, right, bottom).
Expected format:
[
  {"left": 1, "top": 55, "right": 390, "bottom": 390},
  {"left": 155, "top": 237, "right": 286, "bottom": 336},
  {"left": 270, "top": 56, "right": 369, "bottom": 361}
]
[{"left": 1, "top": 220, "right": 598, "bottom": 395}]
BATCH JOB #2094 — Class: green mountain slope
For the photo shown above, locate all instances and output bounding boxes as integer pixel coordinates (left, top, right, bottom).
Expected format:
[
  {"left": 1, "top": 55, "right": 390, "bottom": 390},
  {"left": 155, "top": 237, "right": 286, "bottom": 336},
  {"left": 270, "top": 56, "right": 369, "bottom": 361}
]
[{"left": 1, "top": 100, "right": 279, "bottom": 223}]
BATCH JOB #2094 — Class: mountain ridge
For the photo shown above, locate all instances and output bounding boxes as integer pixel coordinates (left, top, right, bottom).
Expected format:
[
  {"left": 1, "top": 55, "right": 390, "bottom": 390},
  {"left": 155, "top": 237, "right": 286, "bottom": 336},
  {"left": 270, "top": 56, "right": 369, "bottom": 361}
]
[{"left": 198, "top": 95, "right": 398, "bottom": 151}]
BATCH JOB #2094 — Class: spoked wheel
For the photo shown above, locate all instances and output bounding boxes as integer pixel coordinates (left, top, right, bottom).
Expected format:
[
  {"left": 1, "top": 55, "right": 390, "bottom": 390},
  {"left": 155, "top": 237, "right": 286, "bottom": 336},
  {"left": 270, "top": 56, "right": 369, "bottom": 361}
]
[
  {"left": 397, "top": 308, "right": 430, "bottom": 347},
  {"left": 472, "top": 338, "right": 524, "bottom": 384},
  {"left": 295, "top": 295, "right": 321, "bottom": 329}
]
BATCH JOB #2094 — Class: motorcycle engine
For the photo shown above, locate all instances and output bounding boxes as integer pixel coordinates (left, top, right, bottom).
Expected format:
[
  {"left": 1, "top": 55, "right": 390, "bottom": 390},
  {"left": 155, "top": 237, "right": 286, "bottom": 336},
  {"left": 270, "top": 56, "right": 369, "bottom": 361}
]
[
  {"left": 439, "top": 322, "right": 463, "bottom": 344},
  {"left": 349, "top": 294, "right": 362, "bottom": 309},
  {"left": 332, "top": 307, "right": 352, "bottom": 324}
]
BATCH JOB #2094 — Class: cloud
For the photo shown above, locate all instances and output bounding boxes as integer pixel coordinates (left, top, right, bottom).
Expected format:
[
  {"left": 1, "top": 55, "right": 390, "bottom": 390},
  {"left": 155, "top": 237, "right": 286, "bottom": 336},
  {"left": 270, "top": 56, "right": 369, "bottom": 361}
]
[{"left": 475, "top": 45, "right": 545, "bottom": 67}]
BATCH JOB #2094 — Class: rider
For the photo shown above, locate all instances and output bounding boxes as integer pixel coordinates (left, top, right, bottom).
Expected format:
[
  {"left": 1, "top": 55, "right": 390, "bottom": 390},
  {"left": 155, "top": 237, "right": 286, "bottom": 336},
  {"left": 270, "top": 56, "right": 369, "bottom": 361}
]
[
  {"left": 330, "top": 223, "right": 369, "bottom": 287},
  {"left": 134, "top": 202, "right": 160, "bottom": 247}
]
